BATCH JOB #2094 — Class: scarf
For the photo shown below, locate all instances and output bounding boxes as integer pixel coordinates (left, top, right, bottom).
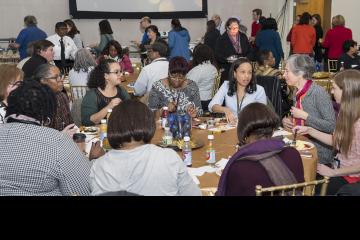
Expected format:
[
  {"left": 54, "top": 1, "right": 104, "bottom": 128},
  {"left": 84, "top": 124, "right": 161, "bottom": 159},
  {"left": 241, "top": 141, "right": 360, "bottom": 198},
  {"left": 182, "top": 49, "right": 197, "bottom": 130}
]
[
  {"left": 294, "top": 80, "right": 312, "bottom": 126},
  {"left": 228, "top": 32, "right": 242, "bottom": 54},
  {"left": 216, "top": 138, "right": 285, "bottom": 196}
]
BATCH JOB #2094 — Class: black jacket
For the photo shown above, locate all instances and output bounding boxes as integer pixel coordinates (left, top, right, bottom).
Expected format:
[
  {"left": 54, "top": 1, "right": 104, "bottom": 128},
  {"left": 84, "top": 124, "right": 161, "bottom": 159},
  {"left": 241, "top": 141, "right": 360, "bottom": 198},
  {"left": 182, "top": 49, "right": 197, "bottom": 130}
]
[
  {"left": 204, "top": 29, "right": 220, "bottom": 53},
  {"left": 215, "top": 32, "right": 253, "bottom": 81},
  {"left": 22, "top": 54, "right": 48, "bottom": 79}
]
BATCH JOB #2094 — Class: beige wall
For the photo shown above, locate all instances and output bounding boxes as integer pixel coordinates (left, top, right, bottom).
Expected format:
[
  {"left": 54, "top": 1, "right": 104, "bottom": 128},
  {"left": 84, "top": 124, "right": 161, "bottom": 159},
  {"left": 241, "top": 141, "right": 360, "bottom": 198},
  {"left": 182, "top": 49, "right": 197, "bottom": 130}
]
[
  {"left": 0, "top": 0, "right": 291, "bottom": 51},
  {"left": 331, "top": 0, "right": 359, "bottom": 41}
]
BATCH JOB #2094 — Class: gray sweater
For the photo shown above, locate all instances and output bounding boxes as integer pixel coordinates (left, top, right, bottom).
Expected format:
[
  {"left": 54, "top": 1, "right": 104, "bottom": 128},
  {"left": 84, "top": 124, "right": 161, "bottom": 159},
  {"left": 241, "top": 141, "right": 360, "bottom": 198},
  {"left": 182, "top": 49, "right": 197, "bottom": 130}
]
[
  {"left": 90, "top": 144, "right": 201, "bottom": 196},
  {"left": 297, "top": 83, "right": 336, "bottom": 164}
]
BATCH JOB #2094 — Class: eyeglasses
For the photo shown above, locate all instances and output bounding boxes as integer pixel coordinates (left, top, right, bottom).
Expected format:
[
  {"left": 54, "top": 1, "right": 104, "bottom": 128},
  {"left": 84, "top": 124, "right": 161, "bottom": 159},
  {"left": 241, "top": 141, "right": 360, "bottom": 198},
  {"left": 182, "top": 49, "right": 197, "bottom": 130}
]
[
  {"left": 44, "top": 74, "right": 64, "bottom": 82},
  {"left": 169, "top": 73, "right": 185, "bottom": 81},
  {"left": 107, "top": 70, "right": 122, "bottom": 75},
  {"left": 10, "top": 80, "right": 22, "bottom": 87},
  {"left": 228, "top": 26, "right": 239, "bottom": 30}
]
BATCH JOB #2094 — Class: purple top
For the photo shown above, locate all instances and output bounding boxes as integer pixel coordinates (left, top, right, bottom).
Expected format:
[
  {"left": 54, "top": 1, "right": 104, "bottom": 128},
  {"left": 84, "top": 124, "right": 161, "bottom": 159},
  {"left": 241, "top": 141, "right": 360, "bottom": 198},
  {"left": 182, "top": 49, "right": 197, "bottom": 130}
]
[{"left": 216, "top": 138, "right": 304, "bottom": 196}]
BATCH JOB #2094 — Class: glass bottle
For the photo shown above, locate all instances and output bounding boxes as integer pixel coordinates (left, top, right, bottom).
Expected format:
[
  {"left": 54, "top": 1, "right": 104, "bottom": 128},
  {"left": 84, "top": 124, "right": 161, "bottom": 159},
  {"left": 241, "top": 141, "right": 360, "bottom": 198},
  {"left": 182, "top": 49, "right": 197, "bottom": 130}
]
[
  {"left": 182, "top": 136, "right": 192, "bottom": 167},
  {"left": 340, "top": 61, "right": 345, "bottom": 71},
  {"left": 206, "top": 134, "right": 216, "bottom": 165},
  {"left": 162, "top": 127, "right": 173, "bottom": 145},
  {"left": 106, "top": 109, "right": 112, "bottom": 121},
  {"left": 102, "top": 132, "right": 111, "bottom": 151},
  {"left": 99, "top": 119, "right": 107, "bottom": 143},
  {"left": 161, "top": 106, "right": 169, "bottom": 129}
]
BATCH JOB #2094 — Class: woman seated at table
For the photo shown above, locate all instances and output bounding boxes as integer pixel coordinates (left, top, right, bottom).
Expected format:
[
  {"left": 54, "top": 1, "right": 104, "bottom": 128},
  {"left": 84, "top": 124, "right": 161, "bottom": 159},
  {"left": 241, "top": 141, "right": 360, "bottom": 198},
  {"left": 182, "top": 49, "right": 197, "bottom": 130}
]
[
  {"left": 69, "top": 48, "right": 97, "bottom": 86},
  {"left": 0, "top": 80, "right": 91, "bottom": 196},
  {"left": 97, "top": 40, "right": 133, "bottom": 73},
  {"left": 186, "top": 43, "right": 218, "bottom": 112},
  {"left": 255, "top": 50, "right": 281, "bottom": 77},
  {"left": 148, "top": 56, "right": 202, "bottom": 117},
  {"left": 282, "top": 54, "right": 336, "bottom": 166},
  {"left": 216, "top": 102, "right": 304, "bottom": 196},
  {"left": 208, "top": 58, "right": 267, "bottom": 124},
  {"left": 81, "top": 59, "right": 131, "bottom": 126},
  {"left": 90, "top": 99, "right": 201, "bottom": 196},
  {"left": 294, "top": 70, "right": 360, "bottom": 195},
  {"left": 33, "top": 64, "right": 75, "bottom": 136},
  {"left": 0, "top": 64, "right": 24, "bottom": 124}
]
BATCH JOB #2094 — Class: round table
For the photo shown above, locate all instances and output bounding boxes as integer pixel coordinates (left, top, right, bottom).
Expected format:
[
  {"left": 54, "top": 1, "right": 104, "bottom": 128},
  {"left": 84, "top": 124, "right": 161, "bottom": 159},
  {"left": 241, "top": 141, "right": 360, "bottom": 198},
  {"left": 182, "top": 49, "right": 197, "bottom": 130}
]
[{"left": 151, "top": 120, "right": 318, "bottom": 190}]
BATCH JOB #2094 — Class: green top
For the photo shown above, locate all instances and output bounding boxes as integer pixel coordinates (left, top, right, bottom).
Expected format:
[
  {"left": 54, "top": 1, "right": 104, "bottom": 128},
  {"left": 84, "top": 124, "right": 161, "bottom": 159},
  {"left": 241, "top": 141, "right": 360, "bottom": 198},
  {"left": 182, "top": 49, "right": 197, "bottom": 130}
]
[{"left": 81, "top": 86, "right": 130, "bottom": 126}]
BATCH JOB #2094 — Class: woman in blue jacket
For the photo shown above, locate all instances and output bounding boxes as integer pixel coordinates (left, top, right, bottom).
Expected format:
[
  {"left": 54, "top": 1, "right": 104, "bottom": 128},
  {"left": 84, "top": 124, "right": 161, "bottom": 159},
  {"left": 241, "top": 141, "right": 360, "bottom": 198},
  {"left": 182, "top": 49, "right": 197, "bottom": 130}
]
[
  {"left": 168, "top": 19, "right": 191, "bottom": 62},
  {"left": 256, "top": 17, "right": 284, "bottom": 68}
]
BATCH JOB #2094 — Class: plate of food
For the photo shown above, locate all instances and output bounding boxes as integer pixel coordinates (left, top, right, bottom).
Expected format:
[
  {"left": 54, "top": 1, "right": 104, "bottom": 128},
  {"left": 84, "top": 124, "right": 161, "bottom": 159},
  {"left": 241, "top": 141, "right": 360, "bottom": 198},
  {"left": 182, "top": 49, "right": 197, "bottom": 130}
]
[
  {"left": 312, "top": 71, "right": 330, "bottom": 79},
  {"left": 294, "top": 140, "right": 314, "bottom": 151},
  {"left": 157, "top": 138, "right": 204, "bottom": 151},
  {"left": 81, "top": 126, "right": 99, "bottom": 135}
]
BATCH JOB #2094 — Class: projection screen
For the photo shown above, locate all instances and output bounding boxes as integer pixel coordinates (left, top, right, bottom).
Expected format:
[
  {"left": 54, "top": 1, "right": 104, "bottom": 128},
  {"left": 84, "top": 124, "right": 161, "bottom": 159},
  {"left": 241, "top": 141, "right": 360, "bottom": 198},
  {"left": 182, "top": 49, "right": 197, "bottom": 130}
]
[{"left": 69, "top": 0, "right": 208, "bottom": 19}]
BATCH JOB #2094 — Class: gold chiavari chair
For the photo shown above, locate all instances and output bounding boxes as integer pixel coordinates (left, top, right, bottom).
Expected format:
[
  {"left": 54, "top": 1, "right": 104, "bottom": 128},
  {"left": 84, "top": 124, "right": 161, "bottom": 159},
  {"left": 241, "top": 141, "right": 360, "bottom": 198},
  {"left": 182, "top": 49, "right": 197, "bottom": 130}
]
[
  {"left": 328, "top": 59, "right": 338, "bottom": 73},
  {"left": 212, "top": 70, "right": 222, "bottom": 97},
  {"left": 255, "top": 176, "right": 330, "bottom": 196}
]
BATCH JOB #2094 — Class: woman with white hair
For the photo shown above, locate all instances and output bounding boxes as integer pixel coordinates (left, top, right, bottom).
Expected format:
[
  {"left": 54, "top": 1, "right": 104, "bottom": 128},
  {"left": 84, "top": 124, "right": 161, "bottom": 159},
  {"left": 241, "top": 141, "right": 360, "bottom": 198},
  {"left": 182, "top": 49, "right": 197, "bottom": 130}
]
[
  {"left": 282, "top": 54, "right": 336, "bottom": 165},
  {"left": 69, "top": 48, "right": 97, "bottom": 86}
]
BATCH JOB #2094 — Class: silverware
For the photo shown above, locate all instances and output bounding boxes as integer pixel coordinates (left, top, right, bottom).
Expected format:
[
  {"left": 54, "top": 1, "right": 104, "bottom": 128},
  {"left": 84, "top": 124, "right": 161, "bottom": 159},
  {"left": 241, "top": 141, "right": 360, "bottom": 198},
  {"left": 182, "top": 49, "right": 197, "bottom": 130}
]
[{"left": 291, "top": 129, "right": 298, "bottom": 147}]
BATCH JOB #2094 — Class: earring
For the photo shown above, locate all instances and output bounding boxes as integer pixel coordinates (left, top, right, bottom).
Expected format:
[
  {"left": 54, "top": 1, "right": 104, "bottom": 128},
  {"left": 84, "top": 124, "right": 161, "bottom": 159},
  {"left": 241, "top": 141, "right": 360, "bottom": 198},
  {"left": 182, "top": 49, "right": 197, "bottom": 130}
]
[{"left": 42, "top": 117, "right": 51, "bottom": 126}]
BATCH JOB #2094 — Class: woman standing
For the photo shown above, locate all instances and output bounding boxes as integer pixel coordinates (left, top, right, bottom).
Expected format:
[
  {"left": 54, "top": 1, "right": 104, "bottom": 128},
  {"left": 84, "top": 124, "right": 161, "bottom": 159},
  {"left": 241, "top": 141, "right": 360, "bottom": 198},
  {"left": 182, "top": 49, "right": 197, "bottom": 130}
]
[
  {"left": 323, "top": 15, "right": 352, "bottom": 61},
  {"left": 64, "top": 19, "right": 83, "bottom": 49},
  {"left": 0, "top": 65, "right": 24, "bottom": 124},
  {"left": 93, "top": 20, "right": 114, "bottom": 55},
  {"left": 291, "top": 12, "right": 316, "bottom": 55},
  {"left": 294, "top": 70, "right": 360, "bottom": 195},
  {"left": 168, "top": 19, "right": 191, "bottom": 62},
  {"left": 81, "top": 59, "right": 130, "bottom": 126},
  {"left": 215, "top": 17, "right": 252, "bottom": 83},
  {"left": 255, "top": 17, "right": 284, "bottom": 68},
  {"left": 208, "top": 58, "right": 267, "bottom": 125},
  {"left": 311, "top": 14, "right": 324, "bottom": 69},
  {"left": 282, "top": 54, "right": 336, "bottom": 165},
  {"left": 204, "top": 20, "right": 220, "bottom": 53}
]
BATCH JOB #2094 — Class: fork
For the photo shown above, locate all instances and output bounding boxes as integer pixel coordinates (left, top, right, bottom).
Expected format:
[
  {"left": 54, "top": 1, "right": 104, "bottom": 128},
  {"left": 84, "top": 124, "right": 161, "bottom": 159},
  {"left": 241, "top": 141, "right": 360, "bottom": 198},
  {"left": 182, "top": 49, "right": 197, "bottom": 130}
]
[{"left": 292, "top": 129, "right": 298, "bottom": 146}]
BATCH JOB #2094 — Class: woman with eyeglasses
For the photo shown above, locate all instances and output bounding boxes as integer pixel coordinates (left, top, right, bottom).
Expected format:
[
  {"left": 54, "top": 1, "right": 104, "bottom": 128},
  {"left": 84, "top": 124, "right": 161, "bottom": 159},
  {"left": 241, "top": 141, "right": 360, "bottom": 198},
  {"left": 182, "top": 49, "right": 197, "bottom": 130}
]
[
  {"left": 81, "top": 59, "right": 130, "bottom": 126},
  {"left": 33, "top": 64, "right": 76, "bottom": 137},
  {"left": 0, "top": 64, "right": 24, "bottom": 124},
  {"left": 215, "top": 17, "right": 253, "bottom": 83},
  {"left": 148, "top": 56, "right": 202, "bottom": 118}
]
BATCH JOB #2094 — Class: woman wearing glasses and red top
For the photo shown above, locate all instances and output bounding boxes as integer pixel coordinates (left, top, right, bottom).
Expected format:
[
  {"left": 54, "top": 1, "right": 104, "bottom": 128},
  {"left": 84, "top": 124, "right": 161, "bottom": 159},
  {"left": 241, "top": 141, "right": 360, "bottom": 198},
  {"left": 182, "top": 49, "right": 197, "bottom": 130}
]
[
  {"left": 81, "top": 59, "right": 130, "bottom": 126},
  {"left": 282, "top": 54, "right": 336, "bottom": 165},
  {"left": 148, "top": 56, "right": 202, "bottom": 118},
  {"left": 0, "top": 64, "right": 24, "bottom": 124}
]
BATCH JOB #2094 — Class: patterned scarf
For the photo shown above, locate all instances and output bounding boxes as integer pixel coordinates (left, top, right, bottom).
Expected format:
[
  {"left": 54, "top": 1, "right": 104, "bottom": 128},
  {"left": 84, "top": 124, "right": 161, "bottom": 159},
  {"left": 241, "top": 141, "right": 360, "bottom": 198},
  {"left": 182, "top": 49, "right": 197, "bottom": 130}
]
[
  {"left": 228, "top": 33, "right": 242, "bottom": 54},
  {"left": 294, "top": 80, "right": 312, "bottom": 126}
]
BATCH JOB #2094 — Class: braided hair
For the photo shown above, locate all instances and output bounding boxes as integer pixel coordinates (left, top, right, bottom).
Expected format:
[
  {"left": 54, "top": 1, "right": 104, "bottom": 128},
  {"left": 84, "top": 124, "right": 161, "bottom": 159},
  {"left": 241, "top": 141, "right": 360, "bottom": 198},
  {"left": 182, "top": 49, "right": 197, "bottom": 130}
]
[{"left": 6, "top": 80, "right": 57, "bottom": 123}]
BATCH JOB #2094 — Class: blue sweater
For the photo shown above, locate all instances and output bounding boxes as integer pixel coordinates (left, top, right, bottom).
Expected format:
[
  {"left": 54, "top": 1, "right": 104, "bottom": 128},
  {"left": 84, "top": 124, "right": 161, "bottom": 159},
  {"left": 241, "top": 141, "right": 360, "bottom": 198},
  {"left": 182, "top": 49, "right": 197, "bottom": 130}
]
[
  {"left": 256, "top": 29, "right": 284, "bottom": 68},
  {"left": 168, "top": 29, "right": 190, "bottom": 61},
  {"left": 16, "top": 26, "right": 47, "bottom": 59}
]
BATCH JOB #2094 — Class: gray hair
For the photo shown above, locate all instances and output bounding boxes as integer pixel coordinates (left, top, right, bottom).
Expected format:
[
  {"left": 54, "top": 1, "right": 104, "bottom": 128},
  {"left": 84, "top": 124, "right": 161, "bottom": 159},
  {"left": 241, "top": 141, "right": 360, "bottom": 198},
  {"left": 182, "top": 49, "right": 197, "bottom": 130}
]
[
  {"left": 73, "top": 48, "right": 97, "bottom": 73},
  {"left": 33, "top": 64, "right": 58, "bottom": 81},
  {"left": 24, "top": 15, "right": 37, "bottom": 27},
  {"left": 286, "top": 54, "right": 315, "bottom": 79}
]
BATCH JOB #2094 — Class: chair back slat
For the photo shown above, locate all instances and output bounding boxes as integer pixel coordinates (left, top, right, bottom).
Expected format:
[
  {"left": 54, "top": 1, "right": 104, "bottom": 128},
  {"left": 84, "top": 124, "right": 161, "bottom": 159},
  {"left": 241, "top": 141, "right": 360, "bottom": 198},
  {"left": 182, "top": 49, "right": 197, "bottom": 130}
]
[{"left": 255, "top": 176, "right": 330, "bottom": 196}]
